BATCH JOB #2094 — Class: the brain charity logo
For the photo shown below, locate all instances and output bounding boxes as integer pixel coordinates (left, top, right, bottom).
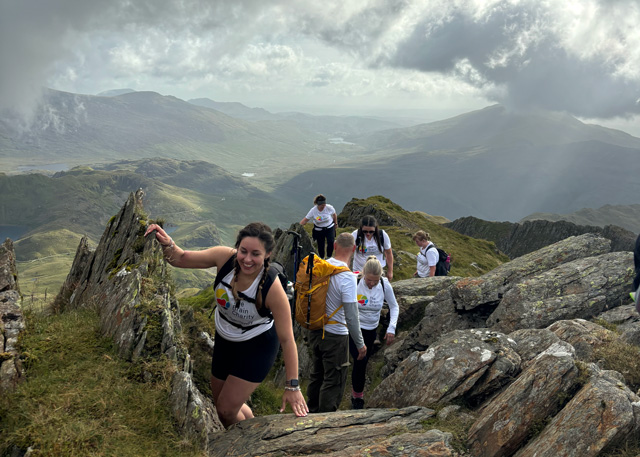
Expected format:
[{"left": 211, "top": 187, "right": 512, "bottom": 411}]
[
  {"left": 216, "top": 288, "right": 230, "bottom": 309},
  {"left": 357, "top": 294, "right": 368, "bottom": 306}
]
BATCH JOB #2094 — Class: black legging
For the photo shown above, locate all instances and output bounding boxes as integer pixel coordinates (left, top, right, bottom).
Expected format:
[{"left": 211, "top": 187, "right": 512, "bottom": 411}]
[
  {"left": 313, "top": 225, "right": 335, "bottom": 259},
  {"left": 348, "top": 328, "right": 377, "bottom": 394},
  {"left": 634, "top": 234, "right": 640, "bottom": 290}
]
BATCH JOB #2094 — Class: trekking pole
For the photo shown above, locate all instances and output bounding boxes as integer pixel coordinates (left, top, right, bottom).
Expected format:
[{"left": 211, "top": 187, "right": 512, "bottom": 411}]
[
  {"left": 306, "top": 252, "right": 315, "bottom": 326},
  {"left": 287, "top": 230, "right": 302, "bottom": 319}
]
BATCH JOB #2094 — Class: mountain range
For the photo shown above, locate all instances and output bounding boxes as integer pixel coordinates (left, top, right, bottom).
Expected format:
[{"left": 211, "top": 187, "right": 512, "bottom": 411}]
[
  {"left": 0, "top": 89, "right": 368, "bottom": 181},
  {"left": 273, "top": 105, "right": 640, "bottom": 222},
  {"left": 2, "top": 89, "right": 640, "bottom": 239}
]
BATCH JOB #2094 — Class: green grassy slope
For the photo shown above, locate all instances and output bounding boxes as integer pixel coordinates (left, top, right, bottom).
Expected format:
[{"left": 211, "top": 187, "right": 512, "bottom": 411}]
[
  {"left": 336, "top": 196, "right": 509, "bottom": 280},
  {"left": 2, "top": 159, "right": 301, "bottom": 300},
  {"left": 0, "top": 308, "right": 204, "bottom": 457}
]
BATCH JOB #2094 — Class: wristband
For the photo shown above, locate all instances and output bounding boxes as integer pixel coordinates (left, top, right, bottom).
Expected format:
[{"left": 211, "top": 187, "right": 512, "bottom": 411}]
[{"left": 284, "top": 386, "right": 301, "bottom": 392}]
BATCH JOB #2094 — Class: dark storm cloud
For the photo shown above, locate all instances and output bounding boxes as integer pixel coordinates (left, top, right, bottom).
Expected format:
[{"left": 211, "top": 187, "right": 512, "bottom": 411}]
[{"left": 380, "top": 1, "right": 640, "bottom": 117}]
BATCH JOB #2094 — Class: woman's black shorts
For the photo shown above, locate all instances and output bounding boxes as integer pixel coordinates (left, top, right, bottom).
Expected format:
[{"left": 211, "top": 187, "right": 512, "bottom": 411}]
[{"left": 211, "top": 325, "right": 280, "bottom": 383}]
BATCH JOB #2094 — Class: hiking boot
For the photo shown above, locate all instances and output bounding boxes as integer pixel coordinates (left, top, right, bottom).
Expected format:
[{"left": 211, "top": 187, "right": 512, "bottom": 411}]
[{"left": 351, "top": 397, "right": 364, "bottom": 410}]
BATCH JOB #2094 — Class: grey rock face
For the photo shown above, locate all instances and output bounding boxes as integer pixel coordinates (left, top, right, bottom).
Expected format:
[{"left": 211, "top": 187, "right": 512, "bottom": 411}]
[
  {"left": 488, "top": 252, "right": 634, "bottom": 333},
  {"left": 0, "top": 239, "right": 23, "bottom": 392},
  {"left": 384, "top": 234, "right": 627, "bottom": 377},
  {"left": 0, "top": 239, "right": 19, "bottom": 293},
  {"left": 370, "top": 329, "right": 521, "bottom": 409},
  {"left": 207, "top": 407, "right": 445, "bottom": 457},
  {"left": 515, "top": 367, "right": 640, "bottom": 457},
  {"left": 467, "top": 341, "right": 579, "bottom": 457}
]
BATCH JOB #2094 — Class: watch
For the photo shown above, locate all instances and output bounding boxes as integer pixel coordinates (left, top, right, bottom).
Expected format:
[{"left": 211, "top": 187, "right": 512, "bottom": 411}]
[{"left": 286, "top": 379, "right": 299, "bottom": 387}]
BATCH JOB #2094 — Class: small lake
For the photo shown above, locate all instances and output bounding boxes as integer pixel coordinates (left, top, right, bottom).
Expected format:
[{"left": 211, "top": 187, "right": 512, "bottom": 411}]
[
  {"left": 0, "top": 225, "right": 30, "bottom": 242},
  {"left": 328, "top": 137, "right": 355, "bottom": 145},
  {"left": 17, "top": 163, "right": 70, "bottom": 173}
]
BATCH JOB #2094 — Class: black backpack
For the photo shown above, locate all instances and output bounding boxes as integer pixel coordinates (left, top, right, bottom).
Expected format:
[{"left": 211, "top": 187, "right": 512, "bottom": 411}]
[
  {"left": 211, "top": 254, "right": 288, "bottom": 328},
  {"left": 424, "top": 244, "right": 450, "bottom": 276}
]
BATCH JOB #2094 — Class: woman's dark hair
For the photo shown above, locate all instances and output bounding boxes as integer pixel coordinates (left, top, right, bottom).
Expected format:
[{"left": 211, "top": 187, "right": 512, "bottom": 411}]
[
  {"left": 356, "top": 215, "right": 383, "bottom": 253},
  {"left": 231, "top": 222, "right": 274, "bottom": 308},
  {"left": 314, "top": 194, "right": 327, "bottom": 205}
]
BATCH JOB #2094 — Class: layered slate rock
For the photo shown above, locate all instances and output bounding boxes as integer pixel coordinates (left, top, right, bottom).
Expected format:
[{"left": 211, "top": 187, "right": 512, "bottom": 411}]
[
  {"left": 206, "top": 407, "right": 456, "bottom": 457},
  {"left": 55, "top": 190, "right": 223, "bottom": 449},
  {"left": 515, "top": 367, "right": 640, "bottom": 457},
  {"left": 488, "top": 251, "right": 634, "bottom": 333},
  {"left": 467, "top": 341, "right": 579, "bottom": 457},
  {"left": 0, "top": 239, "right": 23, "bottom": 392},
  {"left": 370, "top": 329, "right": 521, "bottom": 409}
]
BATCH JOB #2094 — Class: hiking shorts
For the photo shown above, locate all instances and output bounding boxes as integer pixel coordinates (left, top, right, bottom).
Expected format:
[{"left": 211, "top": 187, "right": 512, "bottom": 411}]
[{"left": 211, "top": 326, "right": 279, "bottom": 383}]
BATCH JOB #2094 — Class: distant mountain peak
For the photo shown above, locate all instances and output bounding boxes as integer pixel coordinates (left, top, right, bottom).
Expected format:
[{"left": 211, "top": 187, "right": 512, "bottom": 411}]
[{"left": 96, "top": 89, "right": 136, "bottom": 97}]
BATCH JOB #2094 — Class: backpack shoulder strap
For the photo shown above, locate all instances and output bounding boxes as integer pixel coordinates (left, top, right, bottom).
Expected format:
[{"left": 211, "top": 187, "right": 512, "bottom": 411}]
[
  {"left": 261, "top": 262, "right": 285, "bottom": 305},
  {"left": 214, "top": 254, "right": 236, "bottom": 290}
]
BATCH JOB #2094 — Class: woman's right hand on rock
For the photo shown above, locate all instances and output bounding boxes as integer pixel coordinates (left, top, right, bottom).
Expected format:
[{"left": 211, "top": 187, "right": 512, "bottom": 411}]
[{"left": 144, "top": 223, "right": 172, "bottom": 247}]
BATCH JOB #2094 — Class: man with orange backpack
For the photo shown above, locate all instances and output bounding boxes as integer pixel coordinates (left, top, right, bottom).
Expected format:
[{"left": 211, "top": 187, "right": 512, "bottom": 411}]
[{"left": 305, "top": 233, "right": 366, "bottom": 413}]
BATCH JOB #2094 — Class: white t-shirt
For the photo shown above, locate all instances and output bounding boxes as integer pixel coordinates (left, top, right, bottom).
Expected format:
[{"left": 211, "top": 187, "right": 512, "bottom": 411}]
[
  {"left": 356, "top": 277, "right": 399, "bottom": 334},
  {"left": 305, "top": 204, "right": 336, "bottom": 228},
  {"left": 351, "top": 229, "right": 392, "bottom": 272},
  {"left": 417, "top": 242, "right": 438, "bottom": 278},
  {"left": 323, "top": 257, "right": 357, "bottom": 336},
  {"left": 214, "top": 268, "right": 274, "bottom": 342}
]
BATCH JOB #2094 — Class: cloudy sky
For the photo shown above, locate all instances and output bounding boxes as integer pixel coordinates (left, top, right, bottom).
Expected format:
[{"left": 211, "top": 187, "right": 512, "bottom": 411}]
[{"left": 2, "top": 0, "right": 640, "bottom": 132}]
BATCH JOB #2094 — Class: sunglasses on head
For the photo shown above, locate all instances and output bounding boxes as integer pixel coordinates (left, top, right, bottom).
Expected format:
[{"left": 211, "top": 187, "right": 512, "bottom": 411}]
[{"left": 362, "top": 229, "right": 376, "bottom": 234}]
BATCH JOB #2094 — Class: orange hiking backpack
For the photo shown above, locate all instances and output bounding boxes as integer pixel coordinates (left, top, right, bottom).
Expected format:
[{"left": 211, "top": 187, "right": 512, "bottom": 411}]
[{"left": 294, "top": 254, "right": 351, "bottom": 335}]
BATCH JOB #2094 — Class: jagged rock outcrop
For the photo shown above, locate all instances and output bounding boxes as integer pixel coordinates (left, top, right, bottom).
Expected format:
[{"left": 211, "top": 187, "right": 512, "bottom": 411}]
[
  {"left": 206, "top": 407, "right": 458, "bottom": 456},
  {"left": 445, "top": 216, "right": 635, "bottom": 258},
  {"left": 52, "top": 236, "right": 92, "bottom": 313},
  {"left": 54, "top": 190, "right": 224, "bottom": 448},
  {"left": 0, "top": 239, "right": 24, "bottom": 392}
]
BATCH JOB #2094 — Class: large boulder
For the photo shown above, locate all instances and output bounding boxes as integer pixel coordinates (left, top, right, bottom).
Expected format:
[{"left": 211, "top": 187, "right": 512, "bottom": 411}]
[
  {"left": 488, "top": 251, "right": 634, "bottom": 333},
  {"left": 370, "top": 329, "right": 521, "bottom": 409},
  {"left": 467, "top": 341, "right": 579, "bottom": 457},
  {"left": 206, "top": 407, "right": 455, "bottom": 456}
]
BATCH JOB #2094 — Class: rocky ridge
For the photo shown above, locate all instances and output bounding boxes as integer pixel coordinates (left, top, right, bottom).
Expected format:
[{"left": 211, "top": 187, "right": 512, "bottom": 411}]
[
  {"left": 5, "top": 191, "right": 640, "bottom": 456},
  {"left": 445, "top": 216, "right": 636, "bottom": 259}
]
